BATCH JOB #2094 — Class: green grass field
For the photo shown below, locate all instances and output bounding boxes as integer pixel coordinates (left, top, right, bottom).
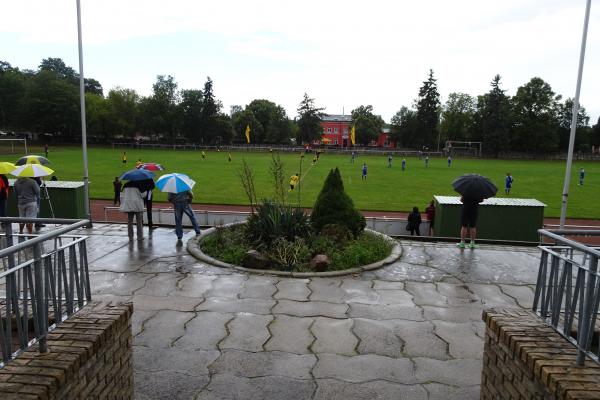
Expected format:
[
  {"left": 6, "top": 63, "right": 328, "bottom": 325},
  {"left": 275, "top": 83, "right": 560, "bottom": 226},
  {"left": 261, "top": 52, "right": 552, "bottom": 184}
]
[{"left": 3, "top": 145, "right": 598, "bottom": 219}]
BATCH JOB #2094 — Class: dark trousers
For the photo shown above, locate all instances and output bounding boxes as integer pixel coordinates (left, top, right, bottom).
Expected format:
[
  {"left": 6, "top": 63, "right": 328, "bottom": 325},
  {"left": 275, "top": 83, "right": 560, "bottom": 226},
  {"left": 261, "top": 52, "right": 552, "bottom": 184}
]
[
  {"left": 114, "top": 191, "right": 120, "bottom": 206},
  {"left": 145, "top": 199, "right": 153, "bottom": 228},
  {"left": 410, "top": 226, "right": 420, "bottom": 236}
]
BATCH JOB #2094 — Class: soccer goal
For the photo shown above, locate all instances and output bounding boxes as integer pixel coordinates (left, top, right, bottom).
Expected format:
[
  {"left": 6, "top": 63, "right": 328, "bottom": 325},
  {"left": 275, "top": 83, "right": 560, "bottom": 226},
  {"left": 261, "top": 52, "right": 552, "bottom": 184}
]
[
  {"left": 0, "top": 138, "right": 28, "bottom": 156},
  {"left": 445, "top": 140, "right": 482, "bottom": 157}
]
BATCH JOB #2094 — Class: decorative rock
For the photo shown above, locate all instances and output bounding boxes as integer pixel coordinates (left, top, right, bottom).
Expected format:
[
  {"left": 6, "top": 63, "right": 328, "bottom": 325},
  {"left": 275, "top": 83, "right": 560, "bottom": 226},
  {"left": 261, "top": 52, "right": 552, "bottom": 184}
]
[
  {"left": 241, "top": 250, "right": 270, "bottom": 270},
  {"left": 310, "top": 254, "right": 331, "bottom": 272}
]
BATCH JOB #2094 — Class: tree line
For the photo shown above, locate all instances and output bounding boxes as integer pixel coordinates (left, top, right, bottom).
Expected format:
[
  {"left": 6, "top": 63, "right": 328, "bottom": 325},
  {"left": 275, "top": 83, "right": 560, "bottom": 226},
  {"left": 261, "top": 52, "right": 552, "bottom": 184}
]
[
  {"left": 1, "top": 58, "right": 599, "bottom": 155},
  {"left": 391, "top": 70, "right": 600, "bottom": 156}
]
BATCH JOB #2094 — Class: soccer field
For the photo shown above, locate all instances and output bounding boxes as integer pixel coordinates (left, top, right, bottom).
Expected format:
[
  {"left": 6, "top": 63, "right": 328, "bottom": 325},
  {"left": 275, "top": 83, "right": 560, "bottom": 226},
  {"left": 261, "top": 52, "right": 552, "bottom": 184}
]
[{"left": 6, "top": 145, "right": 599, "bottom": 219}]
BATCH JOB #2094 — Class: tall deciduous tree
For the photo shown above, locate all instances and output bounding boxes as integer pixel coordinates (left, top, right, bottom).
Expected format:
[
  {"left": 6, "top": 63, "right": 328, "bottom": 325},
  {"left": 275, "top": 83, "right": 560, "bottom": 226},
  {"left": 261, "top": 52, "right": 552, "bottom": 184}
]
[
  {"left": 389, "top": 106, "right": 418, "bottom": 147},
  {"left": 179, "top": 89, "right": 203, "bottom": 142},
  {"left": 245, "top": 99, "right": 290, "bottom": 144},
  {"left": 106, "top": 88, "right": 139, "bottom": 139},
  {"left": 512, "top": 77, "right": 561, "bottom": 153},
  {"left": 475, "top": 75, "right": 513, "bottom": 156},
  {"left": 440, "top": 93, "right": 475, "bottom": 142},
  {"left": 416, "top": 69, "right": 441, "bottom": 148},
  {"left": 557, "top": 98, "right": 590, "bottom": 152},
  {"left": 351, "top": 105, "right": 384, "bottom": 146},
  {"left": 296, "top": 93, "right": 324, "bottom": 144},
  {"left": 592, "top": 117, "right": 600, "bottom": 150}
]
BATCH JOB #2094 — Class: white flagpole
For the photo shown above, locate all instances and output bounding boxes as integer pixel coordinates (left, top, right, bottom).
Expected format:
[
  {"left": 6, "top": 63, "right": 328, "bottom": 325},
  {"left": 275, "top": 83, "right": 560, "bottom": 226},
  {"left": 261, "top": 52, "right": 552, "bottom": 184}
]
[
  {"left": 559, "top": 0, "right": 591, "bottom": 229},
  {"left": 76, "top": 0, "right": 92, "bottom": 226}
]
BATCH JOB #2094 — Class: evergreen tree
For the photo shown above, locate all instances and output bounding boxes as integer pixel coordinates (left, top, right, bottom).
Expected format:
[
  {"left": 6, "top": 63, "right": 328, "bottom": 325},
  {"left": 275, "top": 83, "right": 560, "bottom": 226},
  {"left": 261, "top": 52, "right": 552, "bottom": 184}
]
[
  {"left": 311, "top": 168, "right": 366, "bottom": 237},
  {"left": 296, "top": 93, "right": 324, "bottom": 144},
  {"left": 476, "top": 75, "right": 513, "bottom": 157},
  {"left": 199, "top": 77, "right": 222, "bottom": 144},
  {"left": 416, "top": 69, "right": 441, "bottom": 148}
]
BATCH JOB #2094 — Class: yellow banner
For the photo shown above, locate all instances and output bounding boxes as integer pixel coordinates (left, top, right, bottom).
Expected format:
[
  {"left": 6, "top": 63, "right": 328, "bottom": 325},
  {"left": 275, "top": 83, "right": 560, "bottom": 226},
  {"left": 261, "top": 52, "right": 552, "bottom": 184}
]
[
  {"left": 245, "top": 125, "right": 251, "bottom": 144},
  {"left": 350, "top": 125, "right": 356, "bottom": 145}
]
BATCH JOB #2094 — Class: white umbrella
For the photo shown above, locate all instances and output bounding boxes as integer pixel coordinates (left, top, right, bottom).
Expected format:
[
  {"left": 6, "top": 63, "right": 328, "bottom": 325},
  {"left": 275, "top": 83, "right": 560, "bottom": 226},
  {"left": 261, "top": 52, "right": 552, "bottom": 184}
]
[
  {"left": 156, "top": 173, "right": 195, "bottom": 193},
  {"left": 10, "top": 164, "right": 54, "bottom": 178}
]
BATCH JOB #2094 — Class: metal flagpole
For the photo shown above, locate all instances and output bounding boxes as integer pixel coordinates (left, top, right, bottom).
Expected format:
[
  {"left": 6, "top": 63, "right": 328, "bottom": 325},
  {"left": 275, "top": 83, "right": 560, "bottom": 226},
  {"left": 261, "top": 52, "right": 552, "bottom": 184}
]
[
  {"left": 559, "top": 0, "right": 591, "bottom": 229},
  {"left": 76, "top": 0, "right": 92, "bottom": 227}
]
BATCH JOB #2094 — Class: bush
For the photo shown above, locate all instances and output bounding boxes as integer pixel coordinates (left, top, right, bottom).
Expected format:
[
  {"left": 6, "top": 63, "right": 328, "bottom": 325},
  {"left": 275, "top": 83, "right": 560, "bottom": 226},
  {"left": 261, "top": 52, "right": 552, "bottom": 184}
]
[
  {"left": 311, "top": 168, "right": 366, "bottom": 237},
  {"left": 320, "top": 223, "right": 353, "bottom": 245},
  {"left": 267, "top": 237, "right": 311, "bottom": 271},
  {"left": 329, "top": 232, "right": 393, "bottom": 270},
  {"left": 246, "top": 200, "right": 312, "bottom": 247},
  {"left": 201, "top": 225, "right": 251, "bottom": 264}
]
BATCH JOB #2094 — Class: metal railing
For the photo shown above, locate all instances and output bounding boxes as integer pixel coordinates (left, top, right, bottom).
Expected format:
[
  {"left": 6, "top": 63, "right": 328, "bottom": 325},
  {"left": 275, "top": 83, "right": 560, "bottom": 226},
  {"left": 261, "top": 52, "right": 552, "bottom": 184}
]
[
  {"left": 0, "top": 218, "right": 91, "bottom": 366},
  {"left": 533, "top": 228, "right": 600, "bottom": 366}
]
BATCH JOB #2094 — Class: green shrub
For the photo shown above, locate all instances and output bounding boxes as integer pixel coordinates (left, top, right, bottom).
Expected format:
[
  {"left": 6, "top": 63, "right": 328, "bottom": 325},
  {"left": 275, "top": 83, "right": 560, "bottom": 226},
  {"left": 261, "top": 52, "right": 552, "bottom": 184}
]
[
  {"left": 329, "top": 232, "right": 393, "bottom": 270},
  {"left": 267, "top": 237, "right": 311, "bottom": 271},
  {"left": 246, "top": 200, "right": 312, "bottom": 247},
  {"left": 320, "top": 223, "right": 353, "bottom": 245},
  {"left": 309, "top": 235, "right": 338, "bottom": 256},
  {"left": 201, "top": 225, "right": 251, "bottom": 264},
  {"left": 311, "top": 168, "right": 366, "bottom": 237}
]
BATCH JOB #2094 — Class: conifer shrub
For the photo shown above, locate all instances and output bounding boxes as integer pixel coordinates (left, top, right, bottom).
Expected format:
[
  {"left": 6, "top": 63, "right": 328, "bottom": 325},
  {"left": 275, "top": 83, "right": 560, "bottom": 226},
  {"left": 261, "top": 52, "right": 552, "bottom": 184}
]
[{"left": 311, "top": 168, "right": 366, "bottom": 237}]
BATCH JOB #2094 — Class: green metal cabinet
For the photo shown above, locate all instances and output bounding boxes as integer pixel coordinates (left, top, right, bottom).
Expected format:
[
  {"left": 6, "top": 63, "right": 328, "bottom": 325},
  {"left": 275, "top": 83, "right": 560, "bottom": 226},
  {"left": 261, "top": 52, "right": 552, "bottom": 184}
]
[
  {"left": 434, "top": 195, "right": 546, "bottom": 243},
  {"left": 7, "top": 180, "right": 87, "bottom": 219}
]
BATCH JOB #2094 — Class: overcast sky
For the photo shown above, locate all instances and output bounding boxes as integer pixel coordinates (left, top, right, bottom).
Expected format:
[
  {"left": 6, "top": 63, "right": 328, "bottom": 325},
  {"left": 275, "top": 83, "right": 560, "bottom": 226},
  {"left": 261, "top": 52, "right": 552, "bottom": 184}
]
[{"left": 1, "top": 0, "right": 599, "bottom": 124}]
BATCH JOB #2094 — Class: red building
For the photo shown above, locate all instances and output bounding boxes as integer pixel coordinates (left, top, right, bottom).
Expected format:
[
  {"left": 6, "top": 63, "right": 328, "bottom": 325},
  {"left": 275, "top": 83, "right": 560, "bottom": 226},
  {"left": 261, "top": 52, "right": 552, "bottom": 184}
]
[{"left": 319, "top": 114, "right": 395, "bottom": 148}]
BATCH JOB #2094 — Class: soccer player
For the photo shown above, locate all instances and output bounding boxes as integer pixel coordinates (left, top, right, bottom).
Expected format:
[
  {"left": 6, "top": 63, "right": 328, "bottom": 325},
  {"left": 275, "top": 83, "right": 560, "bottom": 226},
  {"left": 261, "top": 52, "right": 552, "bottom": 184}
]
[
  {"left": 579, "top": 168, "right": 585, "bottom": 185},
  {"left": 387, "top": 154, "right": 392, "bottom": 168},
  {"left": 201, "top": 151, "right": 206, "bottom": 159},
  {"left": 505, "top": 173, "right": 514, "bottom": 195},
  {"left": 447, "top": 156, "right": 452, "bottom": 167},
  {"left": 122, "top": 151, "right": 127, "bottom": 165},
  {"left": 425, "top": 156, "right": 429, "bottom": 168},
  {"left": 361, "top": 163, "right": 368, "bottom": 180},
  {"left": 135, "top": 159, "right": 143, "bottom": 168},
  {"left": 228, "top": 153, "right": 232, "bottom": 162},
  {"left": 351, "top": 151, "right": 356, "bottom": 164},
  {"left": 401, "top": 158, "right": 406, "bottom": 171},
  {"left": 289, "top": 173, "right": 299, "bottom": 191}
]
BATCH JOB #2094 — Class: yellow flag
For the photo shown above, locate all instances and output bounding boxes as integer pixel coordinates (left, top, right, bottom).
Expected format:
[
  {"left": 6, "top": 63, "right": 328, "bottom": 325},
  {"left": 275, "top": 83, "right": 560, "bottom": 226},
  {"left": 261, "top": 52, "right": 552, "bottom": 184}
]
[
  {"left": 245, "top": 125, "right": 251, "bottom": 144},
  {"left": 350, "top": 125, "right": 356, "bottom": 145}
]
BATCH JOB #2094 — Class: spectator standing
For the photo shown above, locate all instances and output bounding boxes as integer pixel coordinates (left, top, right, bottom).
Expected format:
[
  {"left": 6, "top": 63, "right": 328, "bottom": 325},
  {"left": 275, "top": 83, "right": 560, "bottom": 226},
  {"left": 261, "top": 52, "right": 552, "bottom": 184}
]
[
  {"left": 33, "top": 177, "right": 45, "bottom": 228},
  {"left": 425, "top": 200, "right": 436, "bottom": 236},
  {"left": 113, "top": 177, "right": 122, "bottom": 206},
  {"left": 0, "top": 174, "right": 9, "bottom": 219},
  {"left": 505, "top": 173, "right": 514, "bottom": 195},
  {"left": 44, "top": 144, "right": 49, "bottom": 158},
  {"left": 579, "top": 168, "right": 585, "bottom": 185},
  {"left": 138, "top": 178, "right": 156, "bottom": 229},
  {"left": 120, "top": 181, "right": 144, "bottom": 241},
  {"left": 407, "top": 207, "right": 422, "bottom": 236},
  {"left": 457, "top": 195, "right": 483, "bottom": 249},
  {"left": 168, "top": 190, "right": 201, "bottom": 243},
  {"left": 13, "top": 177, "right": 40, "bottom": 234}
]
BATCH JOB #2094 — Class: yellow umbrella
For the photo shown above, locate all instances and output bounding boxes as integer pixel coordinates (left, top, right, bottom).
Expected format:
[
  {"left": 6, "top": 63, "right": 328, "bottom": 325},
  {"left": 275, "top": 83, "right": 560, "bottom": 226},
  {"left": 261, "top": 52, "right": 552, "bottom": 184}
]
[
  {"left": 0, "top": 162, "right": 16, "bottom": 174},
  {"left": 10, "top": 164, "right": 54, "bottom": 178}
]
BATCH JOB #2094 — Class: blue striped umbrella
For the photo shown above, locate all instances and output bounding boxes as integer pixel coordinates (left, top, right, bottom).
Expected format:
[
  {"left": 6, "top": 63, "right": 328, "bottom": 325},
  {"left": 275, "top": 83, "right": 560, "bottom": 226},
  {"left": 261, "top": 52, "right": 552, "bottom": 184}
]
[{"left": 155, "top": 173, "right": 195, "bottom": 193}]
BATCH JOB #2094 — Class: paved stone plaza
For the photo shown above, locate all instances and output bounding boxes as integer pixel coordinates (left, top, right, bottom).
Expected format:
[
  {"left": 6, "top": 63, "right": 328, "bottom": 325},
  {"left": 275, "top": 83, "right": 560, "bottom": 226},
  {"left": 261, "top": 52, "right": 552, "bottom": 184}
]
[{"left": 81, "top": 224, "right": 541, "bottom": 400}]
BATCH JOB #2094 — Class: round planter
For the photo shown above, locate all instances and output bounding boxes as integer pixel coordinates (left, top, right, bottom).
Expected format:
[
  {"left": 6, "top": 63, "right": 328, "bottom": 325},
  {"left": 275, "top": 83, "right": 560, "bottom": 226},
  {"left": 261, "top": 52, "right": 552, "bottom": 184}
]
[{"left": 187, "top": 222, "right": 402, "bottom": 277}]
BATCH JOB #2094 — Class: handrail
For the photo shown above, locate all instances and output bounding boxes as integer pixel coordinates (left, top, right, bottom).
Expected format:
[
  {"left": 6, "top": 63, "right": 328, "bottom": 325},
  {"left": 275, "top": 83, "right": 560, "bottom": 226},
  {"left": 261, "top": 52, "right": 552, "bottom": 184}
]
[{"left": 538, "top": 228, "right": 600, "bottom": 258}]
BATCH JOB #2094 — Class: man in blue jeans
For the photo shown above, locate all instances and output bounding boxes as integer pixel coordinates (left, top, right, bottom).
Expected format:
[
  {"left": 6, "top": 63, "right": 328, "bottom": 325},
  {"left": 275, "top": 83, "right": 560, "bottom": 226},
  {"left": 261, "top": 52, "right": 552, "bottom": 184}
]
[{"left": 168, "top": 190, "right": 201, "bottom": 242}]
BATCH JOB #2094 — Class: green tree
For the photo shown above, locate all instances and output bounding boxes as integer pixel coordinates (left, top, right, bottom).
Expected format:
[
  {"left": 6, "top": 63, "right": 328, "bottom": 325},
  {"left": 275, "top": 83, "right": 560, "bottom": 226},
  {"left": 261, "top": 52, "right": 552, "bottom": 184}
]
[
  {"left": 440, "top": 93, "right": 475, "bottom": 143},
  {"left": 557, "top": 98, "right": 590, "bottom": 152},
  {"left": 592, "top": 117, "right": 600, "bottom": 150},
  {"left": 39, "top": 57, "right": 77, "bottom": 81},
  {"left": 213, "top": 113, "right": 235, "bottom": 145},
  {"left": 389, "top": 106, "right": 418, "bottom": 147},
  {"left": 474, "top": 75, "right": 513, "bottom": 156},
  {"left": 199, "top": 77, "right": 222, "bottom": 144},
  {"left": 311, "top": 168, "right": 366, "bottom": 237},
  {"left": 296, "top": 93, "right": 324, "bottom": 144},
  {"left": 179, "top": 89, "right": 204, "bottom": 142},
  {"left": 245, "top": 99, "right": 291, "bottom": 144},
  {"left": 416, "top": 69, "right": 441, "bottom": 148},
  {"left": 512, "top": 77, "right": 561, "bottom": 153},
  {"left": 232, "top": 109, "right": 262, "bottom": 144},
  {"left": 85, "top": 92, "right": 110, "bottom": 139},
  {"left": 140, "top": 75, "right": 180, "bottom": 141},
  {"left": 106, "top": 87, "right": 140, "bottom": 139},
  {"left": 0, "top": 66, "right": 26, "bottom": 130},
  {"left": 351, "top": 105, "right": 384, "bottom": 146}
]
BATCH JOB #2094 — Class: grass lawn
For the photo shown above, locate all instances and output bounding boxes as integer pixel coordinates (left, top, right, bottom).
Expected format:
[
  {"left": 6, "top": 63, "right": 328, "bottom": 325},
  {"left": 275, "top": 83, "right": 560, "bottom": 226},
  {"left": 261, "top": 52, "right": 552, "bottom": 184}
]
[{"left": 4, "top": 145, "right": 598, "bottom": 219}]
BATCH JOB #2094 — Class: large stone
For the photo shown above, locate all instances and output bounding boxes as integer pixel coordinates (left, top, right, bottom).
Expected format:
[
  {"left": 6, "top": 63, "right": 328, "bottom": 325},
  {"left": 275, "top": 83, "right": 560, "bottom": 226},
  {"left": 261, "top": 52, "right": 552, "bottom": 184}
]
[
  {"left": 241, "top": 249, "right": 271, "bottom": 270},
  {"left": 310, "top": 254, "right": 331, "bottom": 272}
]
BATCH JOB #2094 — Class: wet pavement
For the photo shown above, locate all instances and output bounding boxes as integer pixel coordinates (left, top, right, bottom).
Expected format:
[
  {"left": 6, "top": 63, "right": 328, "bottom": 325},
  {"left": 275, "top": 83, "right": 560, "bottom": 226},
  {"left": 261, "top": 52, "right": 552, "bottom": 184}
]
[{"left": 79, "top": 223, "right": 541, "bottom": 400}]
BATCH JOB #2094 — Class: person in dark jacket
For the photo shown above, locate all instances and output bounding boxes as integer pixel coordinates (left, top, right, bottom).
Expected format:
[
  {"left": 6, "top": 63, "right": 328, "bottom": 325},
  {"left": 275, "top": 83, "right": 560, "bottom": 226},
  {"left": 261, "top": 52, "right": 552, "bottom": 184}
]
[
  {"left": 0, "top": 174, "right": 9, "bottom": 218},
  {"left": 425, "top": 200, "right": 436, "bottom": 236},
  {"left": 113, "top": 177, "right": 122, "bottom": 206},
  {"left": 407, "top": 206, "right": 422, "bottom": 236}
]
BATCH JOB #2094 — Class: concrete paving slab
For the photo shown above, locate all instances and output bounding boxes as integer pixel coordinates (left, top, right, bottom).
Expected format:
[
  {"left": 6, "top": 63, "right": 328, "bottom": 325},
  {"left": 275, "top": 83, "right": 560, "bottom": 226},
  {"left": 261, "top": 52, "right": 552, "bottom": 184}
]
[
  {"left": 206, "top": 275, "right": 247, "bottom": 298},
  {"left": 177, "top": 274, "right": 216, "bottom": 298},
  {"left": 134, "top": 273, "right": 183, "bottom": 296},
  {"left": 392, "top": 320, "right": 450, "bottom": 360},
  {"left": 341, "top": 279, "right": 380, "bottom": 304},
  {"left": 209, "top": 349, "right": 316, "bottom": 379},
  {"left": 219, "top": 313, "right": 273, "bottom": 351},
  {"left": 134, "top": 310, "right": 195, "bottom": 348},
  {"left": 423, "top": 383, "right": 480, "bottom": 400},
  {"left": 134, "top": 370, "right": 210, "bottom": 400},
  {"left": 133, "top": 346, "right": 220, "bottom": 375},
  {"left": 265, "top": 315, "right": 314, "bottom": 354},
  {"left": 273, "top": 299, "right": 348, "bottom": 318},
  {"left": 275, "top": 278, "right": 311, "bottom": 301},
  {"left": 432, "top": 320, "right": 484, "bottom": 359},
  {"left": 499, "top": 284, "right": 535, "bottom": 308},
  {"left": 89, "top": 271, "right": 151, "bottom": 296},
  {"left": 312, "top": 353, "right": 416, "bottom": 384},
  {"left": 347, "top": 303, "right": 424, "bottom": 321},
  {"left": 195, "top": 373, "right": 316, "bottom": 400},
  {"left": 414, "top": 357, "right": 483, "bottom": 386},
  {"left": 308, "top": 278, "right": 345, "bottom": 303},
  {"left": 240, "top": 275, "right": 278, "bottom": 299},
  {"left": 172, "top": 311, "right": 232, "bottom": 350},
  {"left": 422, "top": 305, "right": 482, "bottom": 323},
  {"left": 132, "top": 294, "right": 202, "bottom": 312},
  {"left": 196, "top": 297, "right": 275, "bottom": 314},
  {"left": 311, "top": 317, "right": 357, "bottom": 356},
  {"left": 353, "top": 318, "right": 403, "bottom": 358},
  {"left": 314, "top": 379, "right": 427, "bottom": 400}
]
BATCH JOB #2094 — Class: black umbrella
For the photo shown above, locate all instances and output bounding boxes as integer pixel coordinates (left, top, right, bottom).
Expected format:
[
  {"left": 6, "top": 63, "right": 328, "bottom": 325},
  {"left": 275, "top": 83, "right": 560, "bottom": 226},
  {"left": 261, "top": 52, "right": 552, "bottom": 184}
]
[{"left": 452, "top": 174, "right": 497, "bottom": 200}]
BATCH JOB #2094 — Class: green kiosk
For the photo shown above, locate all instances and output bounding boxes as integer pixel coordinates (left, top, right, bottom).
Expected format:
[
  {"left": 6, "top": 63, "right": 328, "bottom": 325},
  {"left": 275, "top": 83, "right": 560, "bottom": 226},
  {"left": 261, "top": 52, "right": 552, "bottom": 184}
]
[
  {"left": 433, "top": 195, "right": 546, "bottom": 243},
  {"left": 7, "top": 180, "right": 87, "bottom": 219}
]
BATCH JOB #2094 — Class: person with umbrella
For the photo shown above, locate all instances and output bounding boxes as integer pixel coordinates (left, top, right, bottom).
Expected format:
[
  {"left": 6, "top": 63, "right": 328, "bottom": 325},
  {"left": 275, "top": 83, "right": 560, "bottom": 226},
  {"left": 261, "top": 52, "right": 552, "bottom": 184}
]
[
  {"left": 13, "top": 175, "right": 41, "bottom": 235},
  {"left": 0, "top": 162, "right": 15, "bottom": 220},
  {"left": 119, "top": 168, "right": 154, "bottom": 241},
  {"left": 156, "top": 173, "right": 201, "bottom": 243},
  {"left": 452, "top": 174, "right": 497, "bottom": 249},
  {"left": 137, "top": 163, "right": 164, "bottom": 230}
]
